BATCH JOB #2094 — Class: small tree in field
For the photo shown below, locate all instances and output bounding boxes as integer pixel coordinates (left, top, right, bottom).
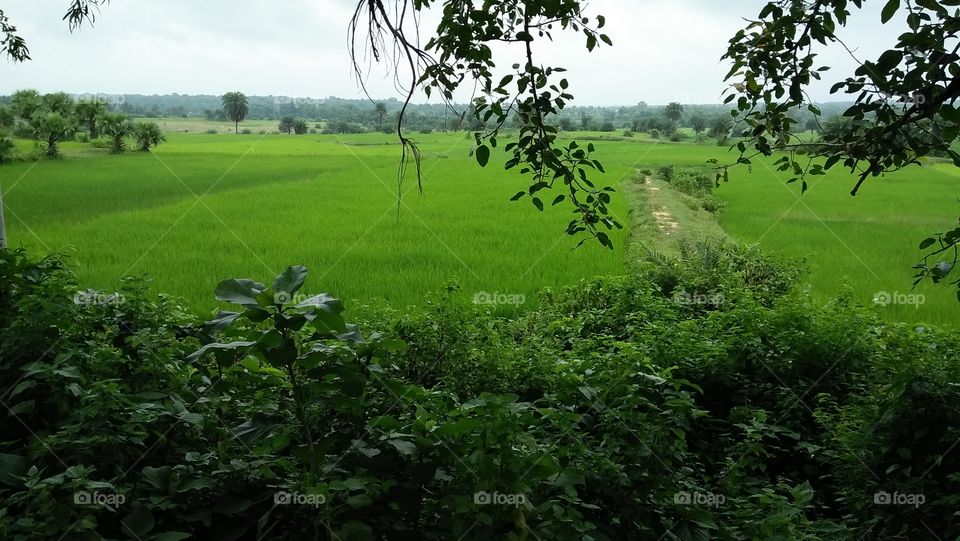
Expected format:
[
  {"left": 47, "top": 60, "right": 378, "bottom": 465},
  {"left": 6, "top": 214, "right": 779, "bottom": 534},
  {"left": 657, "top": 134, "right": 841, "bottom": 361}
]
[
  {"left": 132, "top": 122, "right": 165, "bottom": 152},
  {"left": 221, "top": 91, "right": 249, "bottom": 134},
  {"left": 293, "top": 119, "right": 308, "bottom": 134},
  {"left": 74, "top": 100, "right": 106, "bottom": 138},
  {"left": 32, "top": 112, "right": 75, "bottom": 157},
  {"left": 278, "top": 116, "right": 295, "bottom": 134},
  {"left": 100, "top": 113, "right": 131, "bottom": 153}
]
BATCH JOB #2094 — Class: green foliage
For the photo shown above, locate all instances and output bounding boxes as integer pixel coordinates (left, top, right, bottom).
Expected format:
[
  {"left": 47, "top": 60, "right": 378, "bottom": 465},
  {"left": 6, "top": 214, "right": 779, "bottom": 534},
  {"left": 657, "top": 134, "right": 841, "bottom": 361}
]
[
  {"left": 293, "top": 119, "right": 308, "bottom": 135},
  {"left": 100, "top": 112, "right": 132, "bottom": 153},
  {"left": 74, "top": 99, "right": 107, "bottom": 138},
  {"left": 278, "top": 115, "right": 295, "bottom": 134},
  {"left": 10, "top": 89, "right": 41, "bottom": 122},
  {"left": 0, "top": 130, "right": 15, "bottom": 163},
  {"left": 132, "top": 121, "right": 165, "bottom": 152},
  {"left": 221, "top": 91, "right": 249, "bottom": 133},
  {"left": 2, "top": 244, "right": 959, "bottom": 538},
  {"left": 31, "top": 111, "right": 75, "bottom": 157},
  {"left": 0, "top": 105, "right": 13, "bottom": 130},
  {"left": 721, "top": 0, "right": 960, "bottom": 300},
  {"left": 664, "top": 101, "right": 684, "bottom": 123}
]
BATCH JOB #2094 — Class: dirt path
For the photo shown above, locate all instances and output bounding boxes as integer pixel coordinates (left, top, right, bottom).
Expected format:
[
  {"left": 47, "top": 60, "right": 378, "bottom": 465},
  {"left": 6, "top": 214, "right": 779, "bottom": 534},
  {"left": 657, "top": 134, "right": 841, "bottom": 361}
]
[{"left": 643, "top": 176, "right": 680, "bottom": 234}]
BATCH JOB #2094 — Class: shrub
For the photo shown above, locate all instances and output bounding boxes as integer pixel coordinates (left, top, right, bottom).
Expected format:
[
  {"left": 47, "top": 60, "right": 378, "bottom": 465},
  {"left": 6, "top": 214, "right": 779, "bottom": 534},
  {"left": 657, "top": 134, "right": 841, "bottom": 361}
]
[
  {"left": 648, "top": 128, "right": 660, "bottom": 139},
  {"left": 241, "top": 128, "right": 252, "bottom": 135},
  {"left": 2, "top": 246, "right": 959, "bottom": 539},
  {"left": 73, "top": 132, "right": 89, "bottom": 143},
  {"left": 622, "top": 129, "right": 634, "bottom": 137},
  {"left": 132, "top": 122, "right": 165, "bottom": 151},
  {"left": 700, "top": 194, "right": 727, "bottom": 214},
  {"left": 205, "top": 128, "right": 218, "bottom": 134},
  {"left": 657, "top": 164, "right": 675, "bottom": 181}
]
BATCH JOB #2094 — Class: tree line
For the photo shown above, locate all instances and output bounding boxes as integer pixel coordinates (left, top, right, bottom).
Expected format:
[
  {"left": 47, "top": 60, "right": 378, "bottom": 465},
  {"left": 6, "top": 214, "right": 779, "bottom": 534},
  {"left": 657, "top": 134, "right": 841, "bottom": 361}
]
[{"left": 0, "top": 90, "right": 164, "bottom": 161}]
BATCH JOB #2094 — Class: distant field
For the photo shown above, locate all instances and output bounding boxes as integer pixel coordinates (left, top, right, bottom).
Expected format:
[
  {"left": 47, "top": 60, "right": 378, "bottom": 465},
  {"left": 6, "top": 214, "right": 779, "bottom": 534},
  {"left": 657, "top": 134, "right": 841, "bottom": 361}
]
[{"left": 3, "top": 129, "right": 959, "bottom": 325}]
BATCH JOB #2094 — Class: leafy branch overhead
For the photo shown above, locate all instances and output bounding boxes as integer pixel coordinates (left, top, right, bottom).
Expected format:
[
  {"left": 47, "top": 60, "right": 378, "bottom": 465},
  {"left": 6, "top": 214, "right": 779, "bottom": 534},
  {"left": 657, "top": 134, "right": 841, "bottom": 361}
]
[
  {"left": 350, "top": 0, "right": 621, "bottom": 248},
  {"left": 721, "top": 0, "right": 960, "bottom": 295}
]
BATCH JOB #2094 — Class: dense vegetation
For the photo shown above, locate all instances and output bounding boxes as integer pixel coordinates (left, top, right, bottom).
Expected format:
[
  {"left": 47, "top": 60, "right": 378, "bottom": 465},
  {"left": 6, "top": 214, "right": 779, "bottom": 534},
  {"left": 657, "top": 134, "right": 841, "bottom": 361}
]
[{"left": 2, "top": 231, "right": 958, "bottom": 539}]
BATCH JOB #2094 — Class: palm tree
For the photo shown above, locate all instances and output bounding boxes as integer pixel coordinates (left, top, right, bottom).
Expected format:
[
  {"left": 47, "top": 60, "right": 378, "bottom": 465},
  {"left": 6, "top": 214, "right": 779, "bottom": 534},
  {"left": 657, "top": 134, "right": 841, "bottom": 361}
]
[
  {"left": 221, "top": 91, "right": 249, "bottom": 134},
  {"left": 100, "top": 112, "right": 132, "bottom": 153},
  {"left": 132, "top": 122, "right": 165, "bottom": 151},
  {"left": 664, "top": 102, "right": 685, "bottom": 124},
  {"left": 75, "top": 100, "right": 106, "bottom": 138},
  {"left": 31, "top": 112, "right": 75, "bottom": 157},
  {"left": 374, "top": 102, "right": 388, "bottom": 130}
]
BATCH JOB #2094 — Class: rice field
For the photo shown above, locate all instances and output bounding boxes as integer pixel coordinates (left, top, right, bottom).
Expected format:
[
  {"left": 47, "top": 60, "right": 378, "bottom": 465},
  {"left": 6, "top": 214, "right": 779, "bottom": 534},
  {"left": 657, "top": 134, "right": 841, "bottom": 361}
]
[{"left": 3, "top": 128, "right": 959, "bottom": 325}]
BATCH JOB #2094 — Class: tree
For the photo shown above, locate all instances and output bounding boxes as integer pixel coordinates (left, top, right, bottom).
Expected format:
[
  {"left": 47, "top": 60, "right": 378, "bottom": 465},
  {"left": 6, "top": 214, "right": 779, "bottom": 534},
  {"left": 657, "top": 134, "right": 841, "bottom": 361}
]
[
  {"left": 690, "top": 111, "right": 707, "bottom": 134},
  {"left": 221, "top": 91, "right": 249, "bottom": 134},
  {"left": 10, "top": 89, "right": 41, "bottom": 123},
  {"left": 41, "top": 92, "right": 74, "bottom": 117},
  {"left": 293, "top": 119, "right": 308, "bottom": 134},
  {"left": 374, "top": 102, "right": 388, "bottom": 130},
  {"left": 278, "top": 116, "right": 295, "bottom": 134},
  {"left": 579, "top": 113, "right": 592, "bottom": 131},
  {"left": 0, "top": 106, "right": 13, "bottom": 130},
  {"left": 100, "top": 113, "right": 131, "bottom": 153},
  {"left": 664, "top": 102, "right": 684, "bottom": 123},
  {"left": 708, "top": 115, "right": 732, "bottom": 139},
  {"left": 132, "top": 121, "right": 165, "bottom": 151},
  {"left": 32, "top": 112, "right": 75, "bottom": 157},
  {"left": 74, "top": 100, "right": 106, "bottom": 138}
]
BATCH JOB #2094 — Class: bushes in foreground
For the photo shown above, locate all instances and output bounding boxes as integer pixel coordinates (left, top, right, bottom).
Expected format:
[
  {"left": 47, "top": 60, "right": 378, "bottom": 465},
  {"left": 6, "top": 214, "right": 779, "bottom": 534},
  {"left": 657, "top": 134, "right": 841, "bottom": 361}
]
[{"left": 1, "top": 246, "right": 958, "bottom": 539}]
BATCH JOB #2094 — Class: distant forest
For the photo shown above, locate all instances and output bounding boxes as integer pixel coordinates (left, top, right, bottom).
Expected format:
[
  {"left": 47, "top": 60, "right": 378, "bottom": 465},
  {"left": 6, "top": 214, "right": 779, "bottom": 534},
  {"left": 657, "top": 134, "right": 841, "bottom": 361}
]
[{"left": 0, "top": 93, "right": 854, "bottom": 135}]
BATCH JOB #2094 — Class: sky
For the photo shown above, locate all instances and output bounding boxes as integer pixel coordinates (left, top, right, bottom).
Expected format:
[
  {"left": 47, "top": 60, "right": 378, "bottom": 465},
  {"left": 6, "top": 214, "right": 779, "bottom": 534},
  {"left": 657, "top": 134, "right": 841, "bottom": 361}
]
[{"left": 0, "top": 0, "right": 904, "bottom": 106}]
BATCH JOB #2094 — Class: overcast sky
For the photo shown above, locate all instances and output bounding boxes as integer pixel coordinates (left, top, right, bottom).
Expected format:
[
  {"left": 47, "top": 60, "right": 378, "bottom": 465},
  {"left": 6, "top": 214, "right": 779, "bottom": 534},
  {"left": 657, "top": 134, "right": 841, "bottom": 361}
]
[{"left": 0, "top": 0, "right": 902, "bottom": 105}]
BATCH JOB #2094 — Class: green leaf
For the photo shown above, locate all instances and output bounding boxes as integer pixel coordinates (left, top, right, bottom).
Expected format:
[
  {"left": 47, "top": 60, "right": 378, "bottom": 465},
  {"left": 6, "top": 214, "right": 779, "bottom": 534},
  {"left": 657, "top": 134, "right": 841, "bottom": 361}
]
[
  {"left": 0, "top": 454, "right": 28, "bottom": 487},
  {"left": 186, "top": 341, "right": 256, "bottom": 363},
  {"left": 122, "top": 503, "right": 155, "bottom": 538},
  {"left": 214, "top": 279, "right": 265, "bottom": 307},
  {"left": 919, "top": 237, "right": 937, "bottom": 249},
  {"left": 272, "top": 265, "right": 308, "bottom": 295},
  {"left": 231, "top": 413, "right": 285, "bottom": 444},
  {"left": 141, "top": 466, "right": 172, "bottom": 491},
  {"left": 388, "top": 439, "right": 417, "bottom": 456},
  {"left": 475, "top": 144, "right": 490, "bottom": 167},
  {"left": 881, "top": 0, "right": 900, "bottom": 23}
]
